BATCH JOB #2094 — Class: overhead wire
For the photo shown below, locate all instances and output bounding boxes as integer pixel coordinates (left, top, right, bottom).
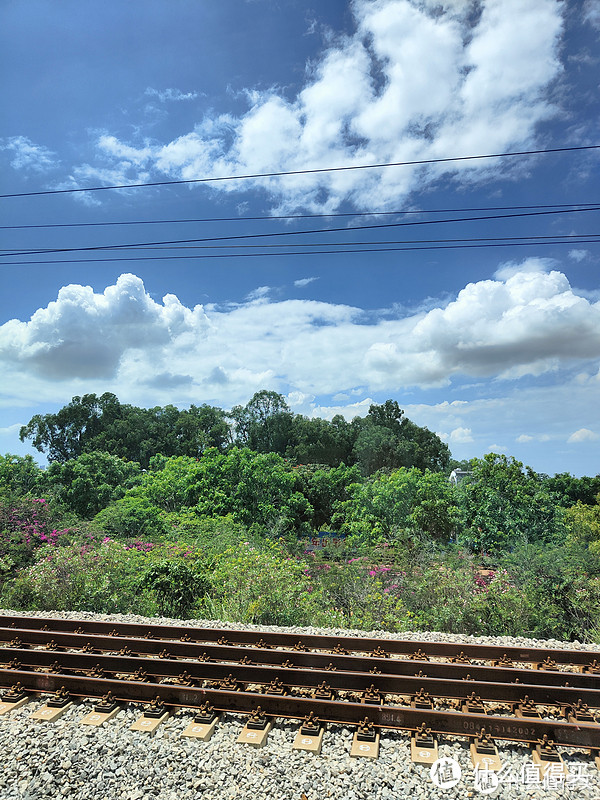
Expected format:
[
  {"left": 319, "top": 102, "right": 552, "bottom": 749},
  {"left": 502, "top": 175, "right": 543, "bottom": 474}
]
[
  {"left": 1, "top": 202, "right": 600, "bottom": 231},
  {"left": 1, "top": 144, "right": 599, "bottom": 199},
  {"left": 3, "top": 206, "right": 600, "bottom": 257},
  {"left": 3, "top": 233, "right": 599, "bottom": 253},
  {"left": 3, "top": 237, "right": 600, "bottom": 267}
]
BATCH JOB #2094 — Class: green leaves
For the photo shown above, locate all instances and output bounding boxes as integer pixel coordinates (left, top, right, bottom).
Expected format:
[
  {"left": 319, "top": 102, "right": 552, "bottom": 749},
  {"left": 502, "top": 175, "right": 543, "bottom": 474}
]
[
  {"left": 456, "top": 454, "right": 566, "bottom": 553},
  {"left": 140, "top": 560, "right": 208, "bottom": 618}
]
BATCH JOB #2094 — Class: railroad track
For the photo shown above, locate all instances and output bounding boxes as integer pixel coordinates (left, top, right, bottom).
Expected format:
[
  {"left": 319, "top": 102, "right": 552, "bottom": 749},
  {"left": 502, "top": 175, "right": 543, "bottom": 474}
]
[{"left": 0, "top": 614, "right": 599, "bottom": 770}]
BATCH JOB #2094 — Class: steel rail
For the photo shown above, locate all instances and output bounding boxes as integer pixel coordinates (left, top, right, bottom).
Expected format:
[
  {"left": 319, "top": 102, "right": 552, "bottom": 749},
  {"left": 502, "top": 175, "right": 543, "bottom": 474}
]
[
  {"left": 2, "top": 615, "right": 599, "bottom": 667},
  {"left": 2, "top": 647, "right": 600, "bottom": 709},
  {"left": 2, "top": 627, "right": 599, "bottom": 694},
  {"left": 1, "top": 668, "right": 599, "bottom": 750}
]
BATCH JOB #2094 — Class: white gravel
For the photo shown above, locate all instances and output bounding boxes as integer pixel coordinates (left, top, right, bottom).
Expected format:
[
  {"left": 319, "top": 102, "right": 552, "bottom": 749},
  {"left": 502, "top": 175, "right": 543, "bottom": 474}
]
[{"left": 1, "top": 609, "right": 599, "bottom": 800}]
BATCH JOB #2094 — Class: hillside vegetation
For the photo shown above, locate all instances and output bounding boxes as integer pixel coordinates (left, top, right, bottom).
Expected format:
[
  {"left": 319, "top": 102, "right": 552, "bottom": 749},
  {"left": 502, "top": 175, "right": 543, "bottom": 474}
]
[{"left": 1, "top": 391, "right": 599, "bottom": 641}]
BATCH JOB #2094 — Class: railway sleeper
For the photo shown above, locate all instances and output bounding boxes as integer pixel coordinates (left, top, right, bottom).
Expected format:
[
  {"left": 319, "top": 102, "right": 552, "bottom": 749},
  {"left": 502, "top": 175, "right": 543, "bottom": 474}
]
[{"left": 470, "top": 728, "right": 502, "bottom": 771}]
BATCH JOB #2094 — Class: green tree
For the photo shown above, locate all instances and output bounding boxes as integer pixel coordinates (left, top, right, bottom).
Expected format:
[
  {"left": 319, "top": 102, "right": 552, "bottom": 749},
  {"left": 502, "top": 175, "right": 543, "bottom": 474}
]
[
  {"left": 230, "top": 391, "right": 293, "bottom": 455},
  {"left": 20, "top": 392, "right": 121, "bottom": 462},
  {"left": 286, "top": 415, "right": 354, "bottom": 466},
  {"left": 94, "top": 495, "right": 167, "bottom": 540},
  {"left": 334, "top": 467, "right": 459, "bottom": 543},
  {"left": 565, "top": 497, "right": 600, "bottom": 559},
  {"left": 292, "top": 463, "right": 362, "bottom": 529},
  {"left": 141, "top": 560, "right": 208, "bottom": 618},
  {"left": 457, "top": 454, "right": 565, "bottom": 553},
  {"left": 44, "top": 452, "right": 142, "bottom": 518},
  {"left": 0, "top": 454, "right": 43, "bottom": 494},
  {"left": 541, "top": 473, "right": 600, "bottom": 508},
  {"left": 351, "top": 403, "right": 450, "bottom": 475}
]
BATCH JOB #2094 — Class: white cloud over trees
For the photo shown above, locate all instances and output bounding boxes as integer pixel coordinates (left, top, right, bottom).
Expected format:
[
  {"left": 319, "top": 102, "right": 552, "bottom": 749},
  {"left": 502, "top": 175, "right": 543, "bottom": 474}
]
[{"left": 1, "top": 262, "right": 598, "bottom": 408}]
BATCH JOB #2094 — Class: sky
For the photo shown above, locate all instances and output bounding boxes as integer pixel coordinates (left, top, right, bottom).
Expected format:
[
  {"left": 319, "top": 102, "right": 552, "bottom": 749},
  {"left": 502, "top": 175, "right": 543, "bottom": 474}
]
[{"left": 1, "top": 0, "right": 599, "bottom": 476}]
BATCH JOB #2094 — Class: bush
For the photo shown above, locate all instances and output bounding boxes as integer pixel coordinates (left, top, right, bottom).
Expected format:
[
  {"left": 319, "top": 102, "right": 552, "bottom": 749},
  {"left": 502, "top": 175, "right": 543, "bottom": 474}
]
[
  {"left": 94, "top": 496, "right": 168, "bottom": 539},
  {"left": 0, "top": 538, "right": 156, "bottom": 615},
  {"left": 140, "top": 560, "right": 210, "bottom": 618},
  {"left": 201, "top": 541, "right": 331, "bottom": 626}
]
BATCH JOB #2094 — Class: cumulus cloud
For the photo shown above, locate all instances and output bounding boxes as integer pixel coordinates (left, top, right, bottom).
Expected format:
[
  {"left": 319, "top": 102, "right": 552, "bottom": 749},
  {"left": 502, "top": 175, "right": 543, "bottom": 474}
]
[
  {"left": 448, "top": 427, "right": 474, "bottom": 443},
  {"left": 2, "top": 264, "right": 600, "bottom": 410},
  {"left": 74, "top": 0, "right": 564, "bottom": 211},
  {"left": 0, "top": 136, "right": 58, "bottom": 172},
  {"left": 494, "top": 257, "right": 555, "bottom": 280},
  {"left": 0, "top": 274, "right": 210, "bottom": 381},
  {"left": 567, "top": 428, "right": 599, "bottom": 443}
]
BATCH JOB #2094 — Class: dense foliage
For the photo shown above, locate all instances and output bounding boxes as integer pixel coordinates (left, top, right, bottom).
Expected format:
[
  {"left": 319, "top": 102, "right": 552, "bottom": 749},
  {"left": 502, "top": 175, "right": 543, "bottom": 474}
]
[
  {"left": 20, "top": 392, "right": 450, "bottom": 474},
  {"left": 2, "top": 393, "right": 599, "bottom": 642}
]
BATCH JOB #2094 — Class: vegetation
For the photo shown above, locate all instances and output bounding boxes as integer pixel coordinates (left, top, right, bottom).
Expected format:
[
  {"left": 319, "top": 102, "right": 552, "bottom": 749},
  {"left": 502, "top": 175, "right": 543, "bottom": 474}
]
[{"left": 0, "top": 392, "right": 598, "bottom": 643}]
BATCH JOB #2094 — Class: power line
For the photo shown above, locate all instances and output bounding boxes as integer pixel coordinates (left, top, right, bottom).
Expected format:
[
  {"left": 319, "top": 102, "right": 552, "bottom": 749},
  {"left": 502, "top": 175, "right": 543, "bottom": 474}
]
[
  {"left": 3, "top": 206, "right": 600, "bottom": 257},
  {"left": 1, "top": 202, "right": 599, "bottom": 230},
  {"left": 2, "top": 144, "right": 599, "bottom": 199},
  {"left": 4, "top": 237, "right": 599, "bottom": 267},
  {"left": 3, "top": 233, "right": 598, "bottom": 254}
]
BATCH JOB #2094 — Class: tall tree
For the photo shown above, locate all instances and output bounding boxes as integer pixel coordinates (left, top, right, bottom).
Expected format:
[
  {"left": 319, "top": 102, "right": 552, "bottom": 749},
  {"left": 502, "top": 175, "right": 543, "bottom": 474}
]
[
  {"left": 19, "top": 393, "right": 121, "bottom": 462},
  {"left": 230, "top": 391, "right": 293, "bottom": 455}
]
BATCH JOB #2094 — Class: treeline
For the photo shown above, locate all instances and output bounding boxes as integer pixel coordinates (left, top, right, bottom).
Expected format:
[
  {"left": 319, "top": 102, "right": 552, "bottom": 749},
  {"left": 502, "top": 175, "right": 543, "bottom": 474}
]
[
  {"left": 2, "top": 390, "right": 600, "bottom": 640},
  {"left": 1, "top": 447, "right": 600, "bottom": 639},
  {"left": 2, "top": 444, "right": 600, "bottom": 551},
  {"left": 19, "top": 391, "right": 450, "bottom": 474}
]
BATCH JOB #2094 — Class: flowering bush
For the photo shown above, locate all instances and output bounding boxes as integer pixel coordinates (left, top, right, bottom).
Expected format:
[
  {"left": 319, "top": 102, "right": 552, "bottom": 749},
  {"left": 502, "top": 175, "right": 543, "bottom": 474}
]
[{"left": 0, "top": 494, "right": 69, "bottom": 575}]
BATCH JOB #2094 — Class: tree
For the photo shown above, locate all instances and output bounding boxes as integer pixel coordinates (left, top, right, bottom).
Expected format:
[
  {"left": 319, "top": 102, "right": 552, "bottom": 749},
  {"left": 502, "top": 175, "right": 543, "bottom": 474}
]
[
  {"left": 0, "top": 454, "right": 43, "bottom": 494},
  {"left": 334, "top": 467, "right": 459, "bottom": 543},
  {"left": 286, "top": 415, "right": 354, "bottom": 466},
  {"left": 229, "top": 391, "right": 293, "bottom": 455},
  {"left": 19, "top": 393, "right": 121, "bottom": 462},
  {"left": 20, "top": 394, "right": 230, "bottom": 468},
  {"left": 540, "top": 473, "right": 600, "bottom": 508},
  {"left": 457, "top": 454, "right": 565, "bottom": 553},
  {"left": 565, "top": 496, "right": 600, "bottom": 559},
  {"left": 350, "top": 402, "right": 450, "bottom": 475},
  {"left": 44, "top": 451, "right": 142, "bottom": 518},
  {"left": 292, "top": 463, "right": 362, "bottom": 529},
  {"left": 140, "top": 561, "right": 208, "bottom": 618}
]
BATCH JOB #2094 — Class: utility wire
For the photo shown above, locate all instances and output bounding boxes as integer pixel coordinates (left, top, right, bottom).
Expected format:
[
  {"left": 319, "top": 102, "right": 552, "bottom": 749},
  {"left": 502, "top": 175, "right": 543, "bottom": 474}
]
[
  {"left": 3, "top": 233, "right": 598, "bottom": 254},
  {"left": 2, "top": 144, "right": 599, "bottom": 199},
  {"left": 1, "top": 202, "right": 599, "bottom": 230},
  {"left": 4, "top": 237, "right": 599, "bottom": 266},
  {"left": 3, "top": 206, "right": 600, "bottom": 257}
]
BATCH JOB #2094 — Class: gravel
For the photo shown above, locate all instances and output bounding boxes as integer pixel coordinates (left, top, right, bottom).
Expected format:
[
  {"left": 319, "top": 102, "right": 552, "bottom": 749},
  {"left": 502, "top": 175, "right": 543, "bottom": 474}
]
[{"left": 1, "top": 609, "right": 599, "bottom": 800}]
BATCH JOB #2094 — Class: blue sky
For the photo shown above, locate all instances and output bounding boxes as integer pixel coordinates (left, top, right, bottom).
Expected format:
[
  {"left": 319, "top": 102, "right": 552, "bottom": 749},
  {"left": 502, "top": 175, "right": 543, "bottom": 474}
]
[{"left": 1, "top": 0, "right": 599, "bottom": 476}]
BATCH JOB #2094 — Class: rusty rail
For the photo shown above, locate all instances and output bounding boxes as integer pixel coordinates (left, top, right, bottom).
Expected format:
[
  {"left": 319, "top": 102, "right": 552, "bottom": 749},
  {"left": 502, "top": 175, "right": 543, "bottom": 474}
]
[{"left": 0, "top": 616, "right": 599, "bottom": 752}]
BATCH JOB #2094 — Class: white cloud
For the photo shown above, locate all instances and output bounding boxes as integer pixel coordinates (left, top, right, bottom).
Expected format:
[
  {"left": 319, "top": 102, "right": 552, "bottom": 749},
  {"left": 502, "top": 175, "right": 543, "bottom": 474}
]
[
  {"left": 567, "top": 428, "right": 599, "bottom": 443},
  {"left": 584, "top": 0, "right": 600, "bottom": 29},
  {"left": 145, "top": 88, "right": 198, "bottom": 102},
  {"left": 448, "top": 427, "right": 474, "bottom": 443},
  {"left": 245, "top": 286, "right": 271, "bottom": 302},
  {"left": 568, "top": 249, "right": 590, "bottom": 262},
  {"left": 494, "top": 256, "right": 554, "bottom": 280},
  {"left": 0, "top": 274, "right": 210, "bottom": 381},
  {"left": 516, "top": 433, "right": 552, "bottom": 443},
  {"left": 75, "top": 0, "right": 564, "bottom": 211},
  {"left": 0, "top": 423, "right": 23, "bottom": 435},
  {"left": 294, "top": 277, "right": 319, "bottom": 288},
  {"left": 0, "top": 136, "right": 58, "bottom": 172},
  {"left": 2, "top": 264, "right": 600, "bottom": 422}
]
